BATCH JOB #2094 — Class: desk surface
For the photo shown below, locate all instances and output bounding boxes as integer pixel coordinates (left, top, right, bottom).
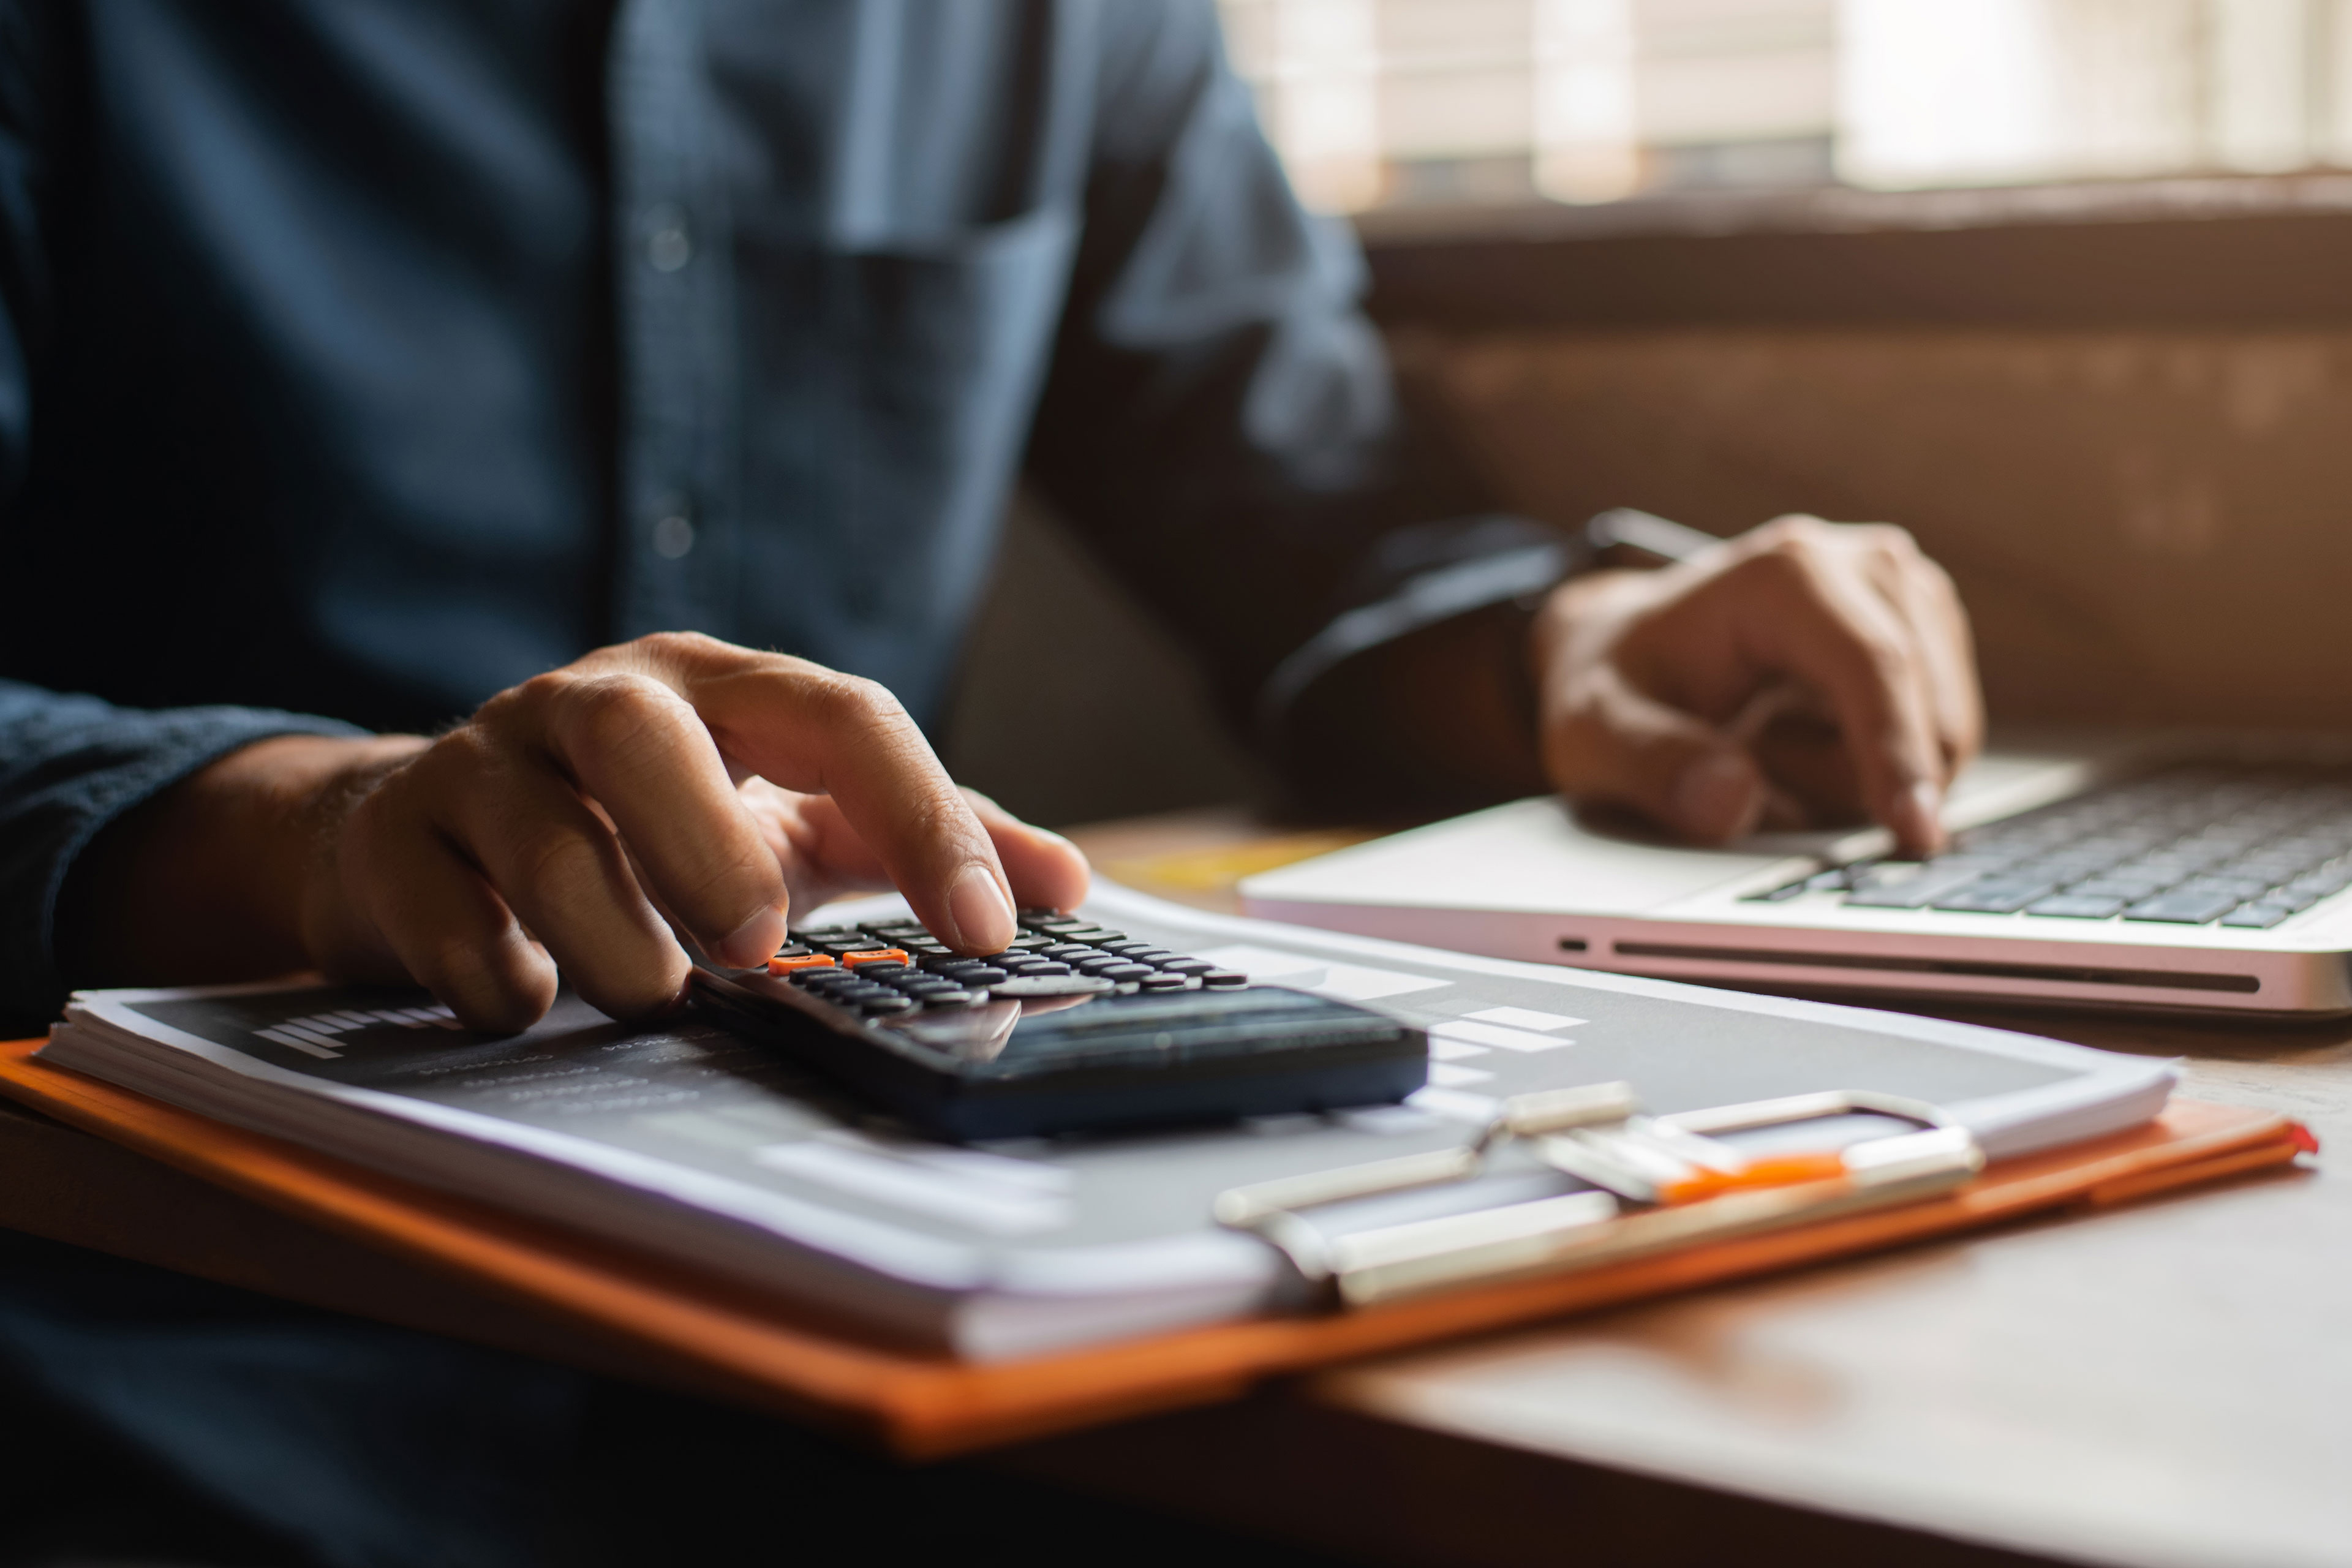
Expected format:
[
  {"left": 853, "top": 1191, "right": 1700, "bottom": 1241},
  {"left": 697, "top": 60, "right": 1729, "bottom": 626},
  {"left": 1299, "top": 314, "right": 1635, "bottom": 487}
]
[{"left": 7, "top": 811, "right": 2346, "bottom": 1568}]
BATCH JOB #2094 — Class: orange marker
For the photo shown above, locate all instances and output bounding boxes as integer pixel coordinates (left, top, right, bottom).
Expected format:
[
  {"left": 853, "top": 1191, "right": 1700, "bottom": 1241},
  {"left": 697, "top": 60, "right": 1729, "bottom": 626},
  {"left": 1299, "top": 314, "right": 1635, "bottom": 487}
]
[
  {"left": 840, "top": 948, "right": 911, "bottom": 968},
  {"left": 767, "top": 954, "right": 837, "bottom": 975},
  {"left": 1658, "top": 1152, "right": 1849, "bottom": 1205}
]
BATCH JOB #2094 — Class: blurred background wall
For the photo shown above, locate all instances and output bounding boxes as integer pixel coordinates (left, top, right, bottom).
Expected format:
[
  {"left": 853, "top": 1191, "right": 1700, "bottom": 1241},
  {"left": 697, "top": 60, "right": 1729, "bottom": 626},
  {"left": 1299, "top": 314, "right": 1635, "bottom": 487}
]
[
  {"left": 1396, "top": 322, "right": 2352, "bottom": 732},
  {"left": 943, "top": 0, "right": 2352, "bottom": 828}
]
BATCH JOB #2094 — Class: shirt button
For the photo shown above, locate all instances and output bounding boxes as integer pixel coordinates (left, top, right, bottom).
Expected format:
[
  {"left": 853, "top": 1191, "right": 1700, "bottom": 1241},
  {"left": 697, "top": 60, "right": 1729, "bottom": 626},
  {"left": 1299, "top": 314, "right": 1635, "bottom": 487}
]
[
  {"left": 646, "top": 205, "right": 692, "bottom": 273},
  {"left": 652, "top": 510, "right": 696, "bottom": 559}
]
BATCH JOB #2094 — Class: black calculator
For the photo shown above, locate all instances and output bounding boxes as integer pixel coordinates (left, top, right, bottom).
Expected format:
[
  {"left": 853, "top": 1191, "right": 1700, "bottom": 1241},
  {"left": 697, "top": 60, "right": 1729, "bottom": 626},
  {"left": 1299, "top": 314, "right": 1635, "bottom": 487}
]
[{"left": 690, "top": 908, "right": 1427, "bottom": 1141}]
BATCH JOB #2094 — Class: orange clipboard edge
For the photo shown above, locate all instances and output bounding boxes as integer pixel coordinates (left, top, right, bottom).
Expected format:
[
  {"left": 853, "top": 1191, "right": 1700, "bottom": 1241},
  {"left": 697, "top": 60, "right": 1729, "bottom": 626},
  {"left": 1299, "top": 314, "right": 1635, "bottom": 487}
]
[{"left": 0, "top": 1036, "right": 2310, "bottom": 1458}]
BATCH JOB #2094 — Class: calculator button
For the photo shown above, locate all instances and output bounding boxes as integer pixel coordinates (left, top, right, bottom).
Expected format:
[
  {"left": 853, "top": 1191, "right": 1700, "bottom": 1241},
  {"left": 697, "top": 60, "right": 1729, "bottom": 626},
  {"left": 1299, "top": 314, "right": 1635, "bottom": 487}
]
[
  {"left": 1158, "top": 958, "right": 1216, "bottom": 976},
  {"left": 1001, "top": 959, "right": 1072, "bottom": 976},
  {"left": 1072, "top": 956, "right": 1129, "bottom": 976},
  {"left": 840, "top": 948, "right": 910, "bottom": 968},
  {"left": 1038, "top": 943, "right": 1096, "bottom": 960},
  {"left": 811, "top": 937, "right": 880, "bottom": 956},
  {"left": 988, "top": 974, "right": 1117, "bottom": 998},
  {"left": 1096, "top": 962, "right": 1155, "bottom": 982},
  {"left": 856, "top": 995, "right": 918, "bottom": 1015},
  {"left": 916, "top": 989, "right": 982, "bottom": 1008},
  {"left": 766, "top": 954, "right": 837, "bottom": 975},
  {"left": 1200, "top": 970, "right": 1249, "bottom": 989},
  {"left": 1136, "top": 972, "right": 1192, "bottom": 991}
]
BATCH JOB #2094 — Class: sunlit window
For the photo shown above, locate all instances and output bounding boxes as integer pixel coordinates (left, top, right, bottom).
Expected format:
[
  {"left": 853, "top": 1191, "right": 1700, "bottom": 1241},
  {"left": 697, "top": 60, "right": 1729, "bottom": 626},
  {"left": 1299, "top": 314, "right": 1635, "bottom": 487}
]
[{"left": 1218, "top": 0, "right": 2352, "bottom": 211}]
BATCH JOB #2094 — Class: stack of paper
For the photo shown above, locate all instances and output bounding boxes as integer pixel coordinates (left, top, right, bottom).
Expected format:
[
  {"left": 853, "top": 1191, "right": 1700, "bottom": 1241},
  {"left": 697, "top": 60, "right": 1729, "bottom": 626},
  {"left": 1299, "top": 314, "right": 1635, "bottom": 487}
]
[{"left": 39, "top": 886, "right": 2174, "bottom": 1360}]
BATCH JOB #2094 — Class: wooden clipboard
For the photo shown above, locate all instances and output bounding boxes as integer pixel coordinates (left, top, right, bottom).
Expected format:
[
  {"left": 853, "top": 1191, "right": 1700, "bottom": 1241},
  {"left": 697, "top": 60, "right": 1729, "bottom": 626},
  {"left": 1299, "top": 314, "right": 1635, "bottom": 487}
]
[{"left": 0, "top": 1036, "right": 2309, "bottom": 1458}]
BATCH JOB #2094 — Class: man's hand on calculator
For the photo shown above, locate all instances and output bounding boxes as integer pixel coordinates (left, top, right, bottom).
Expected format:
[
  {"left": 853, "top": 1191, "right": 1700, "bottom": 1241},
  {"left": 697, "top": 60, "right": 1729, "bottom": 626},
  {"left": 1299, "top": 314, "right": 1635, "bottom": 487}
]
[
  {"left": 1534, "top": 515, "right": 1982, "bottom": 859},
  {"left": 61, "top": 634, "right": 1090, "bottom": 1031}
]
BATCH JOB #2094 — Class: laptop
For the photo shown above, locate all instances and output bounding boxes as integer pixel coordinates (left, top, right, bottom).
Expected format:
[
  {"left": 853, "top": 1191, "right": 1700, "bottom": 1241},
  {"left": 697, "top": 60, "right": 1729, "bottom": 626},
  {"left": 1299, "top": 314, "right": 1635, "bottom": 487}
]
[{"left": 1240, "top": 729, "right": 2352, "bottom": 1017}]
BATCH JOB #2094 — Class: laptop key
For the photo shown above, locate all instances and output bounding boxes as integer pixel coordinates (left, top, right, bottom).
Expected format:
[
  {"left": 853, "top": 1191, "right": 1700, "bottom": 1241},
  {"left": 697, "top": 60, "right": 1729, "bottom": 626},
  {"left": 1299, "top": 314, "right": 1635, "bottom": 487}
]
[
  {"left": 2064, "top": 878, "right": 2171, "bottom": 901},
  {"left": 2220, "top": 903, "right": 2292, "bottom": 929},
  {"left": 2169, "top": 875, "right": 2274, "bottom": 902},
  {"left": 2025, "top": 894, "right": 2127, "bottom": 919},
  {"left": 1931, "top": 880, "right": 2058, "bottom": 914},
  {"left": 1842, "top": 858, "right": 2005, "bottom": 909},
  {"left": 2122, "top": 891, "right": 2241, "bottom": 924}
]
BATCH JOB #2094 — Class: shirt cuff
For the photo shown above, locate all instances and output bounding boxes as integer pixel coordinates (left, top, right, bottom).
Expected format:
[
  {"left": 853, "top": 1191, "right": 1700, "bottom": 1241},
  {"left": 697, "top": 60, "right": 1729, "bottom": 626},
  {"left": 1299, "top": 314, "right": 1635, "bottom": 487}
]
[
  {"left": 1253, "top": 518, "right": 1586, "bottom": 748},
  {"left": 0, "top": 696, "right": 367, "bottom": 1023}
]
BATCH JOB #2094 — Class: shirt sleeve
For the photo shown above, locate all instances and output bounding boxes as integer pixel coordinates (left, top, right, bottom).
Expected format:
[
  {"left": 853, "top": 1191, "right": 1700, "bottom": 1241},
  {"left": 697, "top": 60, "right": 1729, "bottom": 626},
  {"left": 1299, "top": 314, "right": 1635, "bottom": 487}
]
[
  {"left": 0, "top": 682, "right": 364, "bottom": 1025},
  {"left": 0, "top": 24, "right": 366, "bottom": 1026},
  {"left": 1025, "top": 0, "right": 1586, "bottom": 755}
]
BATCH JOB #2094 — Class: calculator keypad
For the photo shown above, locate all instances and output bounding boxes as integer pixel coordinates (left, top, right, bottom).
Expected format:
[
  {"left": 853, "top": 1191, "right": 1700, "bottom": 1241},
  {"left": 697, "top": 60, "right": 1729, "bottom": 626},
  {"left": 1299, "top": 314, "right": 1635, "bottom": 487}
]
[{"left": 769, "top": 908, "right": 1247, "bottom": 1016}]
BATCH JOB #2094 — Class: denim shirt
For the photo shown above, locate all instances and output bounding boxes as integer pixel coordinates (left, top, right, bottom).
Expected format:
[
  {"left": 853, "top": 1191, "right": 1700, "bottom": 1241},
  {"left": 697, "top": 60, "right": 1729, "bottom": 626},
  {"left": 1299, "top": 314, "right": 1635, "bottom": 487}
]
[{"left": 0, "top": 0, "right": 1568, "bottom": 1022}]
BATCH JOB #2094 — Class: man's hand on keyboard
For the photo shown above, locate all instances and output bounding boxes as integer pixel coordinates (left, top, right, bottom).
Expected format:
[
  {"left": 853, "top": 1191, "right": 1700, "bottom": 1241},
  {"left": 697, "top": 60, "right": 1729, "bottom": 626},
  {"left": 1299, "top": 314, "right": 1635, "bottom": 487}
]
[
  {"left": 61, "top": 634, "right": 1091, "bottom": 1030},
  {"left": 1532, "top": 515, "right": 1981, "bottom": 858}
]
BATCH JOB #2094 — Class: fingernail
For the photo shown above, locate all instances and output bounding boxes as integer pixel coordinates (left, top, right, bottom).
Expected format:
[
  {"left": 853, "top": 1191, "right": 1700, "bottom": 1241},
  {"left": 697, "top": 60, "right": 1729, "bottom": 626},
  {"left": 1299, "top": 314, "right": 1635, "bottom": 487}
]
[
  {"left": 946, "top": 863, "right": 1016, "bottom": 952},
  {"left": 1670, "top": 751, "right": 1763, "bottom": 843},
  {"left": 715, "top": 905, "right": 788, "bottom": 970}
]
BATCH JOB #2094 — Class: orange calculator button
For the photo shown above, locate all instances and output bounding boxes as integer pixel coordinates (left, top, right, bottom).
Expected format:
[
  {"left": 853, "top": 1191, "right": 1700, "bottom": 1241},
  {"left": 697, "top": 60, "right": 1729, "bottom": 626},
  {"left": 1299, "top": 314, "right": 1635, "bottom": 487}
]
[
  {"left": 840, "top": 948, "right": 910, "bottom": 968},
  {"left": 766, "top": 954, "right": 838, "bottom": 975}
]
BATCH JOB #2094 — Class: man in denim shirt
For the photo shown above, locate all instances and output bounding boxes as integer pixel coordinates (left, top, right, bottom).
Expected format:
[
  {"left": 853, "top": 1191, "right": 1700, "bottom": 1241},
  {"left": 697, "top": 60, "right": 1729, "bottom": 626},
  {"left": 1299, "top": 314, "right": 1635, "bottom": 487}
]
[{"left": 0, "top": 3, "right": 1978, "bottom": 1562}]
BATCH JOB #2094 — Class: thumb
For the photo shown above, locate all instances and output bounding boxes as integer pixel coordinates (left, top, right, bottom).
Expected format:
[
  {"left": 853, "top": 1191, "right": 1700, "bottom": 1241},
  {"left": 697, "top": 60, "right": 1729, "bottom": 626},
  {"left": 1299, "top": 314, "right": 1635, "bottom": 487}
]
[{"left": 1548, "top": 672, "right": 1766, "bottom": 845}]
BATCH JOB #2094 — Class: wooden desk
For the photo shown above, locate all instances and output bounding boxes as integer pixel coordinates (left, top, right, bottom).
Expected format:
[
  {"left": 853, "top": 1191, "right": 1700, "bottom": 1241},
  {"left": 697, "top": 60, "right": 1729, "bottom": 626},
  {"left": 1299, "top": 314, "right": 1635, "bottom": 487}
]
[{"left": 5, "top": 812, "right": 2344, "bottom": 1568}]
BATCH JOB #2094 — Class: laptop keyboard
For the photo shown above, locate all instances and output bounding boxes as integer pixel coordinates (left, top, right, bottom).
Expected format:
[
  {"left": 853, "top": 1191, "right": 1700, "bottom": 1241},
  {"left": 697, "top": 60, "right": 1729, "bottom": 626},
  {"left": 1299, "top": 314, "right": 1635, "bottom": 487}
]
[{"left": 1745, "top": 764, "right": 2352, "bottom": 930}]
